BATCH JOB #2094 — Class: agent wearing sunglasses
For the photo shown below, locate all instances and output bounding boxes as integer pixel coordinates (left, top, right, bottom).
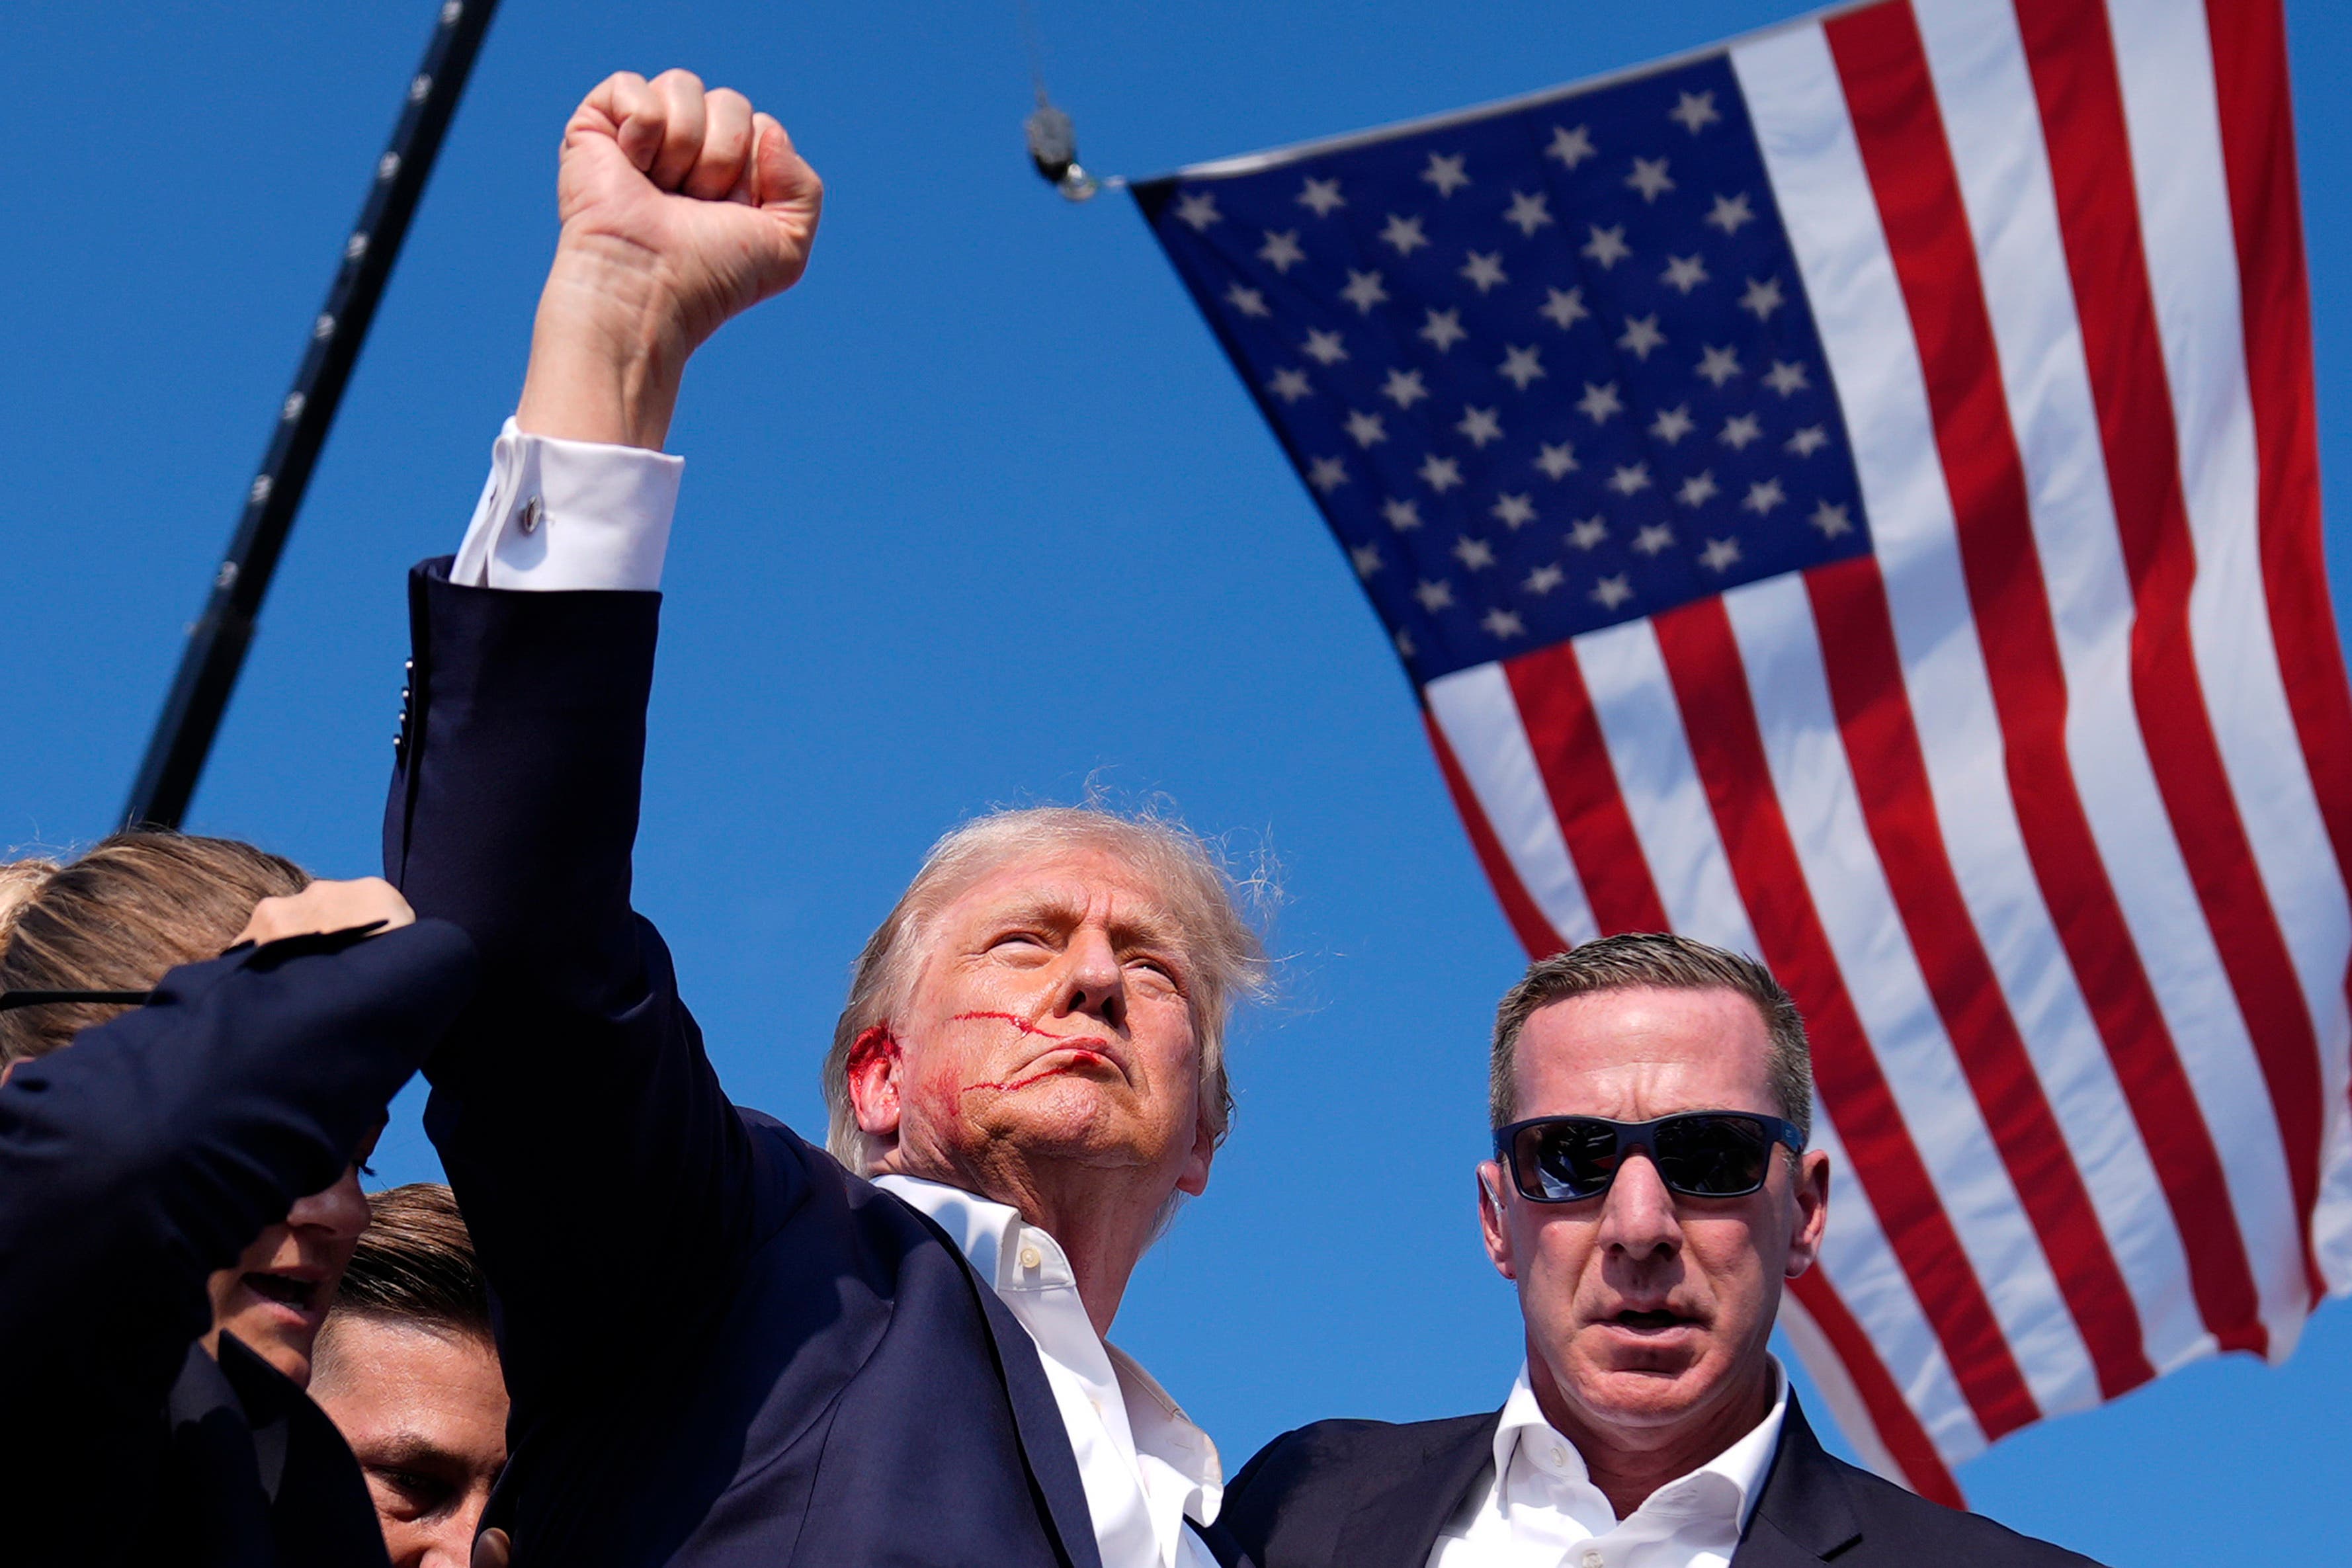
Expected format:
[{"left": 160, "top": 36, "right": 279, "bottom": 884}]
[{"left": 1220, "top": 932, "right": 2097, "bottom": 1568}]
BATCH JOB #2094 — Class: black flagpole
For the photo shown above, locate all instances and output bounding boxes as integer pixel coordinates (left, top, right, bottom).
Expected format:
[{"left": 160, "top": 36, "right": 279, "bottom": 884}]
[{"left": 123, "top": 0, "right": 501, "bottom": 829}]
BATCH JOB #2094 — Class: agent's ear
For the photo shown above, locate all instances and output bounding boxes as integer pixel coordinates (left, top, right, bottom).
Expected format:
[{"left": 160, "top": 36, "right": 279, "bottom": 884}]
[
  {"left": 845, "top": 1026, "right": 904, "bottom": 1140},
  {"left": 1478, "top": 1161, "right": 1518, "bottom": 1282},
  {"left": 1784, "top": 1147, "right": 1831, "bottom": 1279}
]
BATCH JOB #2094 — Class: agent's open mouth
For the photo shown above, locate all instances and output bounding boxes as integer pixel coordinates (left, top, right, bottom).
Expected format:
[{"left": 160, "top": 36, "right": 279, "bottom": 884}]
[
  {"left": 1611, "top": 1308, "right": 1692, "bottom": 1331},
  {"left": 242, "top": 1271, "right": 322, "bottom": 1313}
]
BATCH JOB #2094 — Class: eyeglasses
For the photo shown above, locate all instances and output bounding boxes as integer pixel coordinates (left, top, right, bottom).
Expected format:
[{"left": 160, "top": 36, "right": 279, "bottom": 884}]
[{"left": 1493, "top": 1112, "right": 1807, "bottom": 1203}]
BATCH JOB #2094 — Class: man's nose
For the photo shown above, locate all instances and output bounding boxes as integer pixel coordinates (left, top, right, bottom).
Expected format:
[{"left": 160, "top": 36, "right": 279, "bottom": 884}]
[
  {"left": 1595, "top": 1149, "right": 1683, "bottom": 1259},
  {"left": 1059, "top": 927, "right": 1126, "bottom": 1029},
  {"left": 285, "top": 1163, "right": 370, "bottom": 1240}
]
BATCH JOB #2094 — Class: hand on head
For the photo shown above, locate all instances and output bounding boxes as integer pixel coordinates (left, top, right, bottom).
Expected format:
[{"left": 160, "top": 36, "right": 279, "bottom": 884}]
[
  {"left": 234, "top": 876, "right": 415, "bottom": 948},
  {"left": 519, "top": 70, "right": 824, "bottom": 450}
]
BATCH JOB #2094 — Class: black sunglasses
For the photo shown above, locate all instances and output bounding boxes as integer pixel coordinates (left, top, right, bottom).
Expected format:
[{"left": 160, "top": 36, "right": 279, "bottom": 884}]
[{"left": 1493, "top": 1111, "right": 1808, "bottom": 1202}]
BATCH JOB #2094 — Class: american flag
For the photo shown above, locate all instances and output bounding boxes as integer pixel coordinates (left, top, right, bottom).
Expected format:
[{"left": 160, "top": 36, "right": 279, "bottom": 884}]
[{"left": 1138, "top": 0, "right": 2348, "bottom": 1503}]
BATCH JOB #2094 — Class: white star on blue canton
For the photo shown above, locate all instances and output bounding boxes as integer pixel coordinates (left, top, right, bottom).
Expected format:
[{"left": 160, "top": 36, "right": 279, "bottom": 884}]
[
  {"left": 1308, "top": 456, "right": 1349, "bottom": 491},
  {"left": 1626, "top": 155, "right": 1675, "bottom": 202},
  {"left": 1383, "top": 368, "right": 1430, "bottom": 409},
  {"left": 1699, "top": 536, "right": 1742, "bottom": 571},
  {"left": 1421, "top": 308, "right": 1468, "bottom": 352},
  {"left": 1351, "top": 542, "right": 1382, "bottom": 577},
  {"left": 1482, "top": 607, "right": 1527, "bottom": 639},
  {"left": 1547, "top": 124, "right": 1597, "bottom": 169},
  {"left": 1591, "top": 573, "right": 1633, "bottom": 608},
  {"left": 1341, "top": 270, "right": 1389, "bottom": 314},
  {"left": 1697, "top": 345, "right": 1742, "bottom": 386},
  {"left": 1786, "top": 425, "right": 1829, "bottom": 456},
  {"left": 1259, "top": 229, "right": 1306, "bottom": 272},
  {"left": 1720, "top": 413, "right": 1763, "bottom": 449},
  {"left": 1743, "top": 477, "right": 1786, "bottom": 515},
  {"left": 1764, "top": 360, "right": 1811, "bottom": 396},
  {"left": 1570, "top": 516, "right": 1609, "bottom": 550},
  {"left": 1671, "top": 91, "right": 1723, "bottom": 134},
  {"left": 1577, "top": 382, "right": 1624, "bottom": 424},
  {"left": 1632, "top": 522, "right": 1675, "bottom": 555},
  {"left": 1650, "top": 404, "right": 1695, "bottom": 444},
  {"left": 1303, "top": 329, "right": 1349, "bottom": 365},
  {"left": 1541, "top": 287, "right": 1590, "bottom": 329},
  {"left": 1525, "top": 563, "right": 1566, "bottom": 595},
  {"left": 1618, "top": 315, "right": 1666, "bottom": 360},
  {"left": 1740, "top": 276, "right": 1786, "bottom": 320},
  {"left": 1456, "top": 405, "right": 1505, "bottom": 447},
  {"left": 1419, "top": 454, "right": 1465, "bottom": 492},
  {"left": 1297, "top": 177, "right": 1345, "bottom": 216},
  {"left": 1460, "top": 251, "right": 1509, "bottom": 293},
  {"left": 1381, "top": 213, "right": 1430, "bottom": 255},
  {"left": 1266, "top": 368, "right": 1312, "bottom": 403},
  {"left": 1422, "top": 152, "right": 1470, "bottom": 196},
  {"left": 1384, "top": 497, "right": 1424, "bottom": 530},
  {"left": 1453, "top": 535, "right": 1496, "bottom": 569},
  {"left": 1415, "top": 579, "right": 1454, "bottom": 612},
  {"left": 1609, "top": 463, "right": 1652, "bottom": 496},
  {"left": 1345, "top": 409, "right": 1388, "bottom": 448},
  {"left": 1677, "top": 470, "right": 1719, "bottom": 507},
  {"left": 1503, "top": 190, "right": 1555, "bottom": 237},
  {"left": 1497, "top": 345, "right": 1546, "bottom": 390},
  {"left": 1226, "top": 283, "right": 1270, "bottom": 317},
  {"left": 1536, "top": 442, "right": 1579, "bottom": 480},
  {"left": 1582, "top": 224, "right": 1631, "bottom": 268},
  {"left": 1705, "top": 192, "right": 1755, "bottom": 234},
  {"left": 1812, "top": 500, "right": 1854, "bottom": 538},
  {"left": 1175, "top": 190, "right": 1221, "bottom": 230},
  {"left": 1661, "top": 254, "right": 1710, "bottom": 294},
  {"left": 1491, "top": 493, "right": 1537, "bottom": 529}
]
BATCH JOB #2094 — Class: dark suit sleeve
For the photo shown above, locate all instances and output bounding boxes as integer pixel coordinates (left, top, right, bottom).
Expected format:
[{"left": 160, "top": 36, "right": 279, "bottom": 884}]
[
  {"left": 384, "top": 560, "right": 810, "bottom": 1413},
  {"left": 0, "top": 921, "right": 478, "bottom": 1419}
]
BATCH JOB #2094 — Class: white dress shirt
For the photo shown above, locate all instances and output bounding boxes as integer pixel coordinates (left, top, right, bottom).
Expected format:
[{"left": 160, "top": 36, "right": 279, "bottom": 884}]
[
  {"left": 878, "top": 1176, "right": 1224, "bottom": 1568},
  {"left": 449, "top": 425, "right": 1223, "bottom": 1568},
  {"left": 1429, "top": 1361, "right": 1787, "bottom": 1568}
]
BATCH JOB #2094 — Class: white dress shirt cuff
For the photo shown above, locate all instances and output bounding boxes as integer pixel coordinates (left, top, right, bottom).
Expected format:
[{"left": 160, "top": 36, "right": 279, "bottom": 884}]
[{"left": 450, "top": 417, "right": 683, "bottom": 591}]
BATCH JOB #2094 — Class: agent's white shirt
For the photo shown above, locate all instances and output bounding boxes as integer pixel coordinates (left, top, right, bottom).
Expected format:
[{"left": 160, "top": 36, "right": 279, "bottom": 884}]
[
  {"left": 449, "top": 425, "right": 1222, "bottom": 1568},
  {"left": 1429, "top": 1361, "right": 1786, "bottom": 1568}
]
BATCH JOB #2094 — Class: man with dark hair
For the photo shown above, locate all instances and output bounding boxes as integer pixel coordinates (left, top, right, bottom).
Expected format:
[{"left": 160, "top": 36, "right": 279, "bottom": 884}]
[
  {"left": 314, "top": 1184, "right": 509, "bottom": 1568},
  {"left": 1220, "top": 932, "right": 2101, "bottom": 1568}
]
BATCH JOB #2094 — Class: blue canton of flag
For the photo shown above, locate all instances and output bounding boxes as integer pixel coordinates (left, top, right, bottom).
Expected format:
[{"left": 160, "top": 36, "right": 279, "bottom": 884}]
[{"left": 1138, "top": 54, "right": 1870, "bottom": 684}]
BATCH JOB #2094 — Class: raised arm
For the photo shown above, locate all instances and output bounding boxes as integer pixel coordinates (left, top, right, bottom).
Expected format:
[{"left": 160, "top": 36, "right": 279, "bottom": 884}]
[{"left": 383, "top": 72, "right": 823, "bottom": 1409}]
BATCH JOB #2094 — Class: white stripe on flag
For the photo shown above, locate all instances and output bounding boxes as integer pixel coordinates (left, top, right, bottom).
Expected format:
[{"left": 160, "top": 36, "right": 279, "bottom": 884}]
[
  {"left": 1722, "top": 571, "right": 2100, "bottom": 1413},
  {"left": 1913, "top": 0, "right": 2306, "bottom": 1350},
  {"left": 1805, "top": 1099, "right": 1987, "bottom": 1462},
  {"left": 1765, "top": 0, "right": 2219, "bottom": 1378},
  {"left": 2108, "top": 0, "right": 2352, "bottom": 1303},
  {"left": 1568, "top": 618, "right": 1759, "bottom": 956},
  {"left": 1424, "top": 663, "right": 1599, "bottom": 948}
]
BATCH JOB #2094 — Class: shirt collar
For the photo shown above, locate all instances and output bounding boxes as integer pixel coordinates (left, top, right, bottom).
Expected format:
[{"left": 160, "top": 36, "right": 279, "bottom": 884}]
[
  {"left": 873, "top": 1174, "right": 1224, "bottom": 1508},
  {"left": 1493, "top": 1356, "right": 1788, "bottom": 1531}
]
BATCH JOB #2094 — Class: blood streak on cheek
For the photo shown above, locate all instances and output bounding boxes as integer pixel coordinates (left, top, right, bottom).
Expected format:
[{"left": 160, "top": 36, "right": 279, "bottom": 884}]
[{"left": 950, "top": 1009, "right": 1079, "bottom": 1040}]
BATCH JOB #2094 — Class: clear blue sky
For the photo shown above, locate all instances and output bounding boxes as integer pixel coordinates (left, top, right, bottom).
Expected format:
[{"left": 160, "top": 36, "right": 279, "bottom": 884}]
[{"left": 3, "top": 1, "right": 2344, "bottom": 1558}]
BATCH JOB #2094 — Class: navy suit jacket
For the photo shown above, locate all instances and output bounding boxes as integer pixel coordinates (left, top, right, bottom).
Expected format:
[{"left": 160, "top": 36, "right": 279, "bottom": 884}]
[
  {"left": 1218, "top": 1397, "right": 2103, "bottom": 1568},
  {"left": 0, "top": 919, "right": 480, "bottom": 1567},
  {"left": 385, "top": 561, "right": 1250, "bottom": 1568}
]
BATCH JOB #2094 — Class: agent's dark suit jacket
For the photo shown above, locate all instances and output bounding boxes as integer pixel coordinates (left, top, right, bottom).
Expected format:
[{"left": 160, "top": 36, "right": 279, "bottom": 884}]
[
  {"left": 384, "top": 561, "right": 1250, "bottom": 1568},
  {"left": 1220, "top": 1397, "right": 2101, "bottom": 1568},
  {"left": 0, "top": 921, "right": 480, "bottom": 1567}
]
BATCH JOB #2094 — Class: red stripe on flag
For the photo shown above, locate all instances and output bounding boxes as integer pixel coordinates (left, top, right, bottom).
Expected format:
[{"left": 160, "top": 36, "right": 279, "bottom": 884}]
[
  {"left": 1826, "top": 0, "right": 2267, "bottom": 1354},
  {"left": 1652, "top": 597, "right": 2042, "bottom": 1440},
  {"left": 2014, "top": 0, "right": 2325, "bottom": 1305},
  {"left": 1787, "top": 1269, "right": 1966, "bottom": 1508},
  {"left": 2207, "top": 0, "right": 2352, "bottom": 1063},
  {"left": 1503, "top": 642, "right": 1674, "bottom": 934},
  {"left": 1806, "top": 556, "right": 2156, "bottom": 1399},
  {"left": 1422, "top": 706, "right": 1568, "bottom": 958}
]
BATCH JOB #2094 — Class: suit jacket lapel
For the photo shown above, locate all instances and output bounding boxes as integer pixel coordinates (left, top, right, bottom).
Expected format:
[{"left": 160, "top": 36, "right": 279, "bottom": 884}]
[
  {"left": 1335, "top": 1411, "right": 1502, "bottom": 1568},
  {"left": 901, "top": 1202, "right": 1105, "bottom": 1568},
  {"left": 1733, "top": 1398, "right": 1862, "bottom": 1567}
]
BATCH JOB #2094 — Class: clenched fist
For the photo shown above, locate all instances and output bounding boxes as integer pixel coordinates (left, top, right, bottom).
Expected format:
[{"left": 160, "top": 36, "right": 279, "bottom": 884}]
[{"left": 517, "top": 70, "right": 824, "bottom": 450}]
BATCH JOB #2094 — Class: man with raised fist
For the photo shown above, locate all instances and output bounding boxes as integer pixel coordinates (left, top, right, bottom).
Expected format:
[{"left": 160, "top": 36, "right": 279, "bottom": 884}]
[{"left": 388, "top": 72, "right": 1262, "bottom": 1568}]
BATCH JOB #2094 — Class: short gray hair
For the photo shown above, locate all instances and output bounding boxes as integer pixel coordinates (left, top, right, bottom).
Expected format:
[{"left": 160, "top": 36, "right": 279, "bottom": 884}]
[
  {"left": 823, "top": 805, "right": 1269, "bottom": 1175},
  {"left": 1490, "top": 932, "right": 1812, "bottom": 1136}
]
